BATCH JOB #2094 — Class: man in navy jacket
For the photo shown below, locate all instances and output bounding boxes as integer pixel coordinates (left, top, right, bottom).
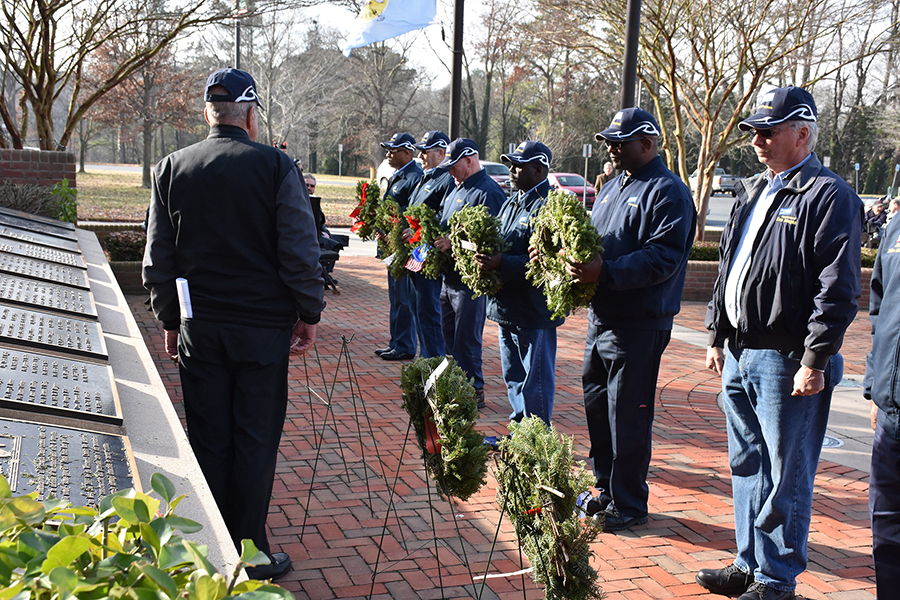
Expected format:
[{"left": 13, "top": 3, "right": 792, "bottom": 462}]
[
  {"left": 568, "top": 107, "right": 696, "bottom": 531},
  {"left": 476, "top": 141, "right": 563, "bottom": 424},
  {"left": 701, "top": 87, "right": 861, "bottom": 600}
]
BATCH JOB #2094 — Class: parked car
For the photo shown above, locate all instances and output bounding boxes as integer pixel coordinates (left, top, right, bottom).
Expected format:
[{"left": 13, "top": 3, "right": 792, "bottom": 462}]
[
  {"left": 481, "top": 161, "right": 512, "bottom": 196},
  {"left": 688, "top": 166, "right": 743, "bottom": 196},
  {"left": 547, "top": 173, "right": 596, "bottom": 209}
]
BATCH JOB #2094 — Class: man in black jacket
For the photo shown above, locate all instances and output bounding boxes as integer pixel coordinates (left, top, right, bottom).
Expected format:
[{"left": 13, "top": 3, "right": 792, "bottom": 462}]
[
  {"left": 143, "top": 67, "right": 325, "bottom": 581},
  {"left": 699, "top": 86, "right": 861, "bottom": 600}
]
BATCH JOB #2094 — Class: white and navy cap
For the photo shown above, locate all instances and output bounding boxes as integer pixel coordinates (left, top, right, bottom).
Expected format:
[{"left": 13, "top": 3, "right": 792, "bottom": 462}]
[
  {"left": 594, "top": 107, "right": 661, "bottom": 142},
  {"left": 205, "top": 67, "right": 263, "bottom": 107},
  {"left": 414, "top": 130, "right": 451, "bottom": 151},
  {"left": 437, "top": 138, "right": 479, "bottom": 168},
  {"left": 501, "top": 141, "right": 552, "bottom": 168},
  {"left": 739, "top": 86, "right": 817, "bottom": 131},
  {"left": 380, "top": 132, "right": 417, "bottom": 151}
]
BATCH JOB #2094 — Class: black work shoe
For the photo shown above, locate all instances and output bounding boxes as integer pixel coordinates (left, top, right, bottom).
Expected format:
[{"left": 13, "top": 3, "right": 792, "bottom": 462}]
[
  {"left": 600, "top": 507, "right": 648, "bottom": 531},
  {"left": 381, "top": 350, "right": 415, "bottom": 361},
  {"left": 475, "top": 388, "right": 486, "bottom": 409},
  {"left": 374, "top": 347, "right": 392, "bottom": 356},
  {"left": 696, "top": 564, "right": 753, "bottom": 596},
  {"left": 737, "top": 581, "right": 794, "bottom": 600},
  {"left": 245, "top": 552, "right": 292, "bottom": 581},
  {"left": 584, "top": 493, "right": 612, "bottom": 516}
]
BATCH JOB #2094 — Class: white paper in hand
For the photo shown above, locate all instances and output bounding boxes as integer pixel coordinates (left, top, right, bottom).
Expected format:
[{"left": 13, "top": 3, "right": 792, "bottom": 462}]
[{"left": 176, "top": 278, "right": 193, "bottom": 319}]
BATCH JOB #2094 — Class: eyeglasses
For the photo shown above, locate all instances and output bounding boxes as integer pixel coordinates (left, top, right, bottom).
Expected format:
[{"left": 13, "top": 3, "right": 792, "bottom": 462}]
[
  {"left": 605, "top": 137, "right": 646, "bottom": 149},
  {"left": 751, "top": 126, "right": 785, "bottom": 138}
]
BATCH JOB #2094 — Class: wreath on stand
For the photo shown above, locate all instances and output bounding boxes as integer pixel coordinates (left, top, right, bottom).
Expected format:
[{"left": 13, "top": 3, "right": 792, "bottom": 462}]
[
  {"left": 526, "top": 190, "right": 604, "bottom": 319},
  {"left": 349, "top": 180, "right": 382, "bottom": 240},
  {"left": 448, "top": 205, "right": 509, "bottom": 298},
  {"left": 401, "top": 203, "right": 451, "bottom": 280},
  {"left": 494, "top": 417, "right": 603, "bottom": 600},
  {"left": 400, "top": 356, "right": 489, "bottom": 502}
]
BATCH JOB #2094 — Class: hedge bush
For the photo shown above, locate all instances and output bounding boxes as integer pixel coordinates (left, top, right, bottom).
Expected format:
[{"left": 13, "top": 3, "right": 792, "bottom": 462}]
[{"left": 103, "top": 230, "right": 146, "bottom": 261}]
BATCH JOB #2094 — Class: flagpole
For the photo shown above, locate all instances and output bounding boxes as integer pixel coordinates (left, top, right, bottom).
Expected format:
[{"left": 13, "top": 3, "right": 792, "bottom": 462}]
[
  {"left": 620, "top": 0, "right": 641, "bottom": 109},
  {"left": 449, "top": 0, "right": 464, "bottom": 139}
]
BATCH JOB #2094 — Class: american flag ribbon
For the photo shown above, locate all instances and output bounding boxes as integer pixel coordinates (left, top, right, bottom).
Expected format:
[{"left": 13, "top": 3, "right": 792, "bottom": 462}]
[{"left": 406, "top": 244, "right": 429, "bottom": 272}]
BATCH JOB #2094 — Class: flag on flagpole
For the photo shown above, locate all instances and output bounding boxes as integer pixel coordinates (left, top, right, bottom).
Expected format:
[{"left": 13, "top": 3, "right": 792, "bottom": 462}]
[{"left": 340, "top": 0, "right": 437, "bottom": 57}]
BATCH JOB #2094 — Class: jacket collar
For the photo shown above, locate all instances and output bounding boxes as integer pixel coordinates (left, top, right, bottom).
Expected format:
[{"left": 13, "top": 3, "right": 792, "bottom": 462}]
[
  {"left": 208, "top": 124, "right": 251, "bottom": 140},
  {"left": 514, "top": 179, "right": 550, "bottom": 208},
  {"left": 742, "top": 152, "right": 823, "bottom": 199}
]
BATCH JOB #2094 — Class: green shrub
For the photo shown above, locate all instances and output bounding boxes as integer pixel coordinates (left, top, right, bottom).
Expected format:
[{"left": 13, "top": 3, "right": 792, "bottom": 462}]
[
  {"left": 103, "top": 230, "right": 146, "bottom": 261},
  {"left": 50, "top": 179, "right": 78, "bottom": 223},
  {"left": 862, "top": 247, "right": 877, "bottom": 268},
  {"left": 0, "top": 182, "right": 56, "bottom": 217},
  {"left": 690, "top": 241, "right": 720, "bottom": 261},
  {"left": 0, "top": 472, "right": 291, "bottom": 599}
]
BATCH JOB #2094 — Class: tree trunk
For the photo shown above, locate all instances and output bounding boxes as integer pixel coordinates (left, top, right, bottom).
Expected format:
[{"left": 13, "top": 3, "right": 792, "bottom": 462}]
[{"left": 142, "top": 117, "right": 153, "bottom": 189}]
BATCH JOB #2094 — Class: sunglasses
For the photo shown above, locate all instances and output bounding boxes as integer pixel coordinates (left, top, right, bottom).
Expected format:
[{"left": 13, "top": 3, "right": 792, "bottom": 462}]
[
  {"left": 751, "top": 126, "right": 785, "bottom": 138},
  {"left": 605, "top": 137, "right": 646, "bottom": 149}
]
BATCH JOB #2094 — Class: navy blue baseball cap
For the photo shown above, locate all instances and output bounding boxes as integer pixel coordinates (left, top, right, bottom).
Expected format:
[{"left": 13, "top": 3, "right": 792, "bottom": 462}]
[
  {"left": 739, "top": 86, "right": 817, "bottom": 131},
  {"left": 437, "top": 138, "right": 479, "bottom": 168},
  {"left": 380, "top": 132, "right": 417, "bottom": 151},
  {"left": 501, "top": 141, "right": 552, "bottom": 168},
  {"left": 205, "top": 67, "right": 263, "bottom": 107},
  {"left": 594, "top": 107, "right": 661, "bottom": 142},
  {"left": 414, "top": 130, "right": 451, "bottom": 151}
]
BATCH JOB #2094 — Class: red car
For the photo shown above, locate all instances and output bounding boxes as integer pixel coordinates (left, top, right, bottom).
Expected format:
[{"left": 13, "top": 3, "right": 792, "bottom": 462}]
[{"left": 548, "top": 173, "right": 596, "bottom": 209}]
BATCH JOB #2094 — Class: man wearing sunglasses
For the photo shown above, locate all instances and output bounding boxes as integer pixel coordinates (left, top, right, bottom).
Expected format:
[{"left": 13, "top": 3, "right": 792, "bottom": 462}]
[
  {"left": 566, "top": 107, "right": 696, "bottom": 531},
  {"left": 699, "top": 87, "right": 862, "bottom": 600}
]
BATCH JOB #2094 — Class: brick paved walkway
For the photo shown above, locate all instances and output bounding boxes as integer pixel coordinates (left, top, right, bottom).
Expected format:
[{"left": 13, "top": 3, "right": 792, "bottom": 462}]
[{"left": 127, "top": 255, "right": 876, "bottom": 600}]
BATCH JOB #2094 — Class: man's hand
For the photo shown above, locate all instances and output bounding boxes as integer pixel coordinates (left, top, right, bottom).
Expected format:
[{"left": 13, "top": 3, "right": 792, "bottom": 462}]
[
  {"left": 565, "top": 254, "right": 603, "bottom": 284},
  {"left": 528, "top": 244, "right": 540, "bottom": 264},
  {"left": 434, "top": 235, "right": 452, "bottom": 252},
  {"left": 474, "top": 252, "right": 502, "bottom": 271},
  {"left": 871, "top": 400, "right": 878, "bottom": 431},
  {"left": 792, "top": 365, "right": 825, "bottom": 396},
  {"left": 164, "top": 329, "right": 179, "bottom": 363},
  {"left": 290, "top": 320, "right": 317, "bottom": 356},
  {"left": 706, "top": 346, "right": 725, "bottom": 375},
  {"left": 401, "top": 227, "right": 412, "bottom": 242}
]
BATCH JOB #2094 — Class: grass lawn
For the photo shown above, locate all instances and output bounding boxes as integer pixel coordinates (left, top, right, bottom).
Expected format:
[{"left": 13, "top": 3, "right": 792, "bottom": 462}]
[{"left": 76, "top": 167, "right": 362, "bottom": 226}]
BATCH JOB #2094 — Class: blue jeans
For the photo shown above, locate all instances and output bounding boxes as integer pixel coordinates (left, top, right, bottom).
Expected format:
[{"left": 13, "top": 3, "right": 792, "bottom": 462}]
[
  {"left": 409, "top": 272, "right": 445, "bottom": 358},
  {"left": 871, "top": 414, "right": 900, "bottom": 599},
  {"left": 387, "top": 272, "right": 416, "bottom": 355},
  {"left": 440, "top": 281, "right": 486, "bottom": 390},
  {"left": 582, "top": 325, "right": 670, "bottom": 519},
  {"left": 498, "top": 325, "right": 557, "bottom": 424},
  {"left": 722, "top": 346, "right": 839, "bottom": 592}
]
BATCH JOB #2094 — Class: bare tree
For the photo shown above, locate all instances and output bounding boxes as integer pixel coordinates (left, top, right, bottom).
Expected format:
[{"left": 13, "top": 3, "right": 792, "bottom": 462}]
[{"left": 537, "top": 0, "right": 887, "bottom": 238}]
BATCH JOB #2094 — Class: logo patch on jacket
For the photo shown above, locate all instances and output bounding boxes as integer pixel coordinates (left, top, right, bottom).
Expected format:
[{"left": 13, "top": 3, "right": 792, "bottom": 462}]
[
  {"left": 889, "top": 233, "right": 900, "bottom": 254},
  {"left": 599, "top": 194, "right": 610, "bottom": 205},
  {"left": 626, "top": 197, "right": 639, "bottom": 207},
  {"left": 775, "top": 206, "right": 797, "bottom": 226}
]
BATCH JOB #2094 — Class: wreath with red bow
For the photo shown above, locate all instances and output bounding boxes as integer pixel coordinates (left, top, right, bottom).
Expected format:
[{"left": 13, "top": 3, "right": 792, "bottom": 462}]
[{"left": 349, "top": 180, "right": 382, "bottom": 240}]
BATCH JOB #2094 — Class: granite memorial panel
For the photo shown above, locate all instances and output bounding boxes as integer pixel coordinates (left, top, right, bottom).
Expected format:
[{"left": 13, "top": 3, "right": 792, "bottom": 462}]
[
  {"left": 0, "top": 252, "right": 88, "bottom": 289},
  {"left": 0, "top": 274, "right": 97, "bottom": 318},
  {"left": 0, "top": 214, "right": 78, "bottom": 241},
  {"left": 0, "top": 305, "right": 107, "bottom": 361},
  {"left": 0, "top": 225, "right": 81, "bottom": 253},
  {"left": 0, "top": 240, "right": 85, "bottom": 269},
  {"left": 0, "top": 419, "right": 136, "bottom": 504}
]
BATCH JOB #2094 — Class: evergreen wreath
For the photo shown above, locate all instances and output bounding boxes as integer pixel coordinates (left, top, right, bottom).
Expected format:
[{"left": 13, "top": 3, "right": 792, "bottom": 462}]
[
  {"left": 374, "top": 196, "right": 403, "bottom": 259},
  {"left": 401, "top": 356, "right": 489, "bottom": 501},
  {"left": 448, "top": 204, "right": 509, "bottom": 298},
  {"left": 526, "top": 190, "right": 604, "bottom": 319},
  {"left": 349, "top": 179, "right": 382, "bottom": 240},
  {"left": 402, "top": 203, "right": 451, "bottom": 280},
  {"left": 494, "top": 417, "right": 603, "bottom": 600}
]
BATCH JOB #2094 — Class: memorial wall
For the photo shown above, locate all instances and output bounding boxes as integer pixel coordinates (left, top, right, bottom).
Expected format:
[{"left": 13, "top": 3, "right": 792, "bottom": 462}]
[{"left": 0, "top": 208, "right": 239, "bottom": 574}]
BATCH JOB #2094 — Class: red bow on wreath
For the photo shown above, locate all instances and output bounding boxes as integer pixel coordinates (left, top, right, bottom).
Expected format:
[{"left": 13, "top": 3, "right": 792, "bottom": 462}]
[
  {"left": 350, "top": 221, "right": 364, "bottom": 233},
  {"left": 406, "top": 216, "right": 422, "bottom": 243},
  {"left": 349, "top": 181, "right": 368, "bottom": 220}
]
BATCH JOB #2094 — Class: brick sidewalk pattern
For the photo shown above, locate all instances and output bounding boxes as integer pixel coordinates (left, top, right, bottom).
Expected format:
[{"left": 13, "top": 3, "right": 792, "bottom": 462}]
[{"left": 128, "top": 255, "right": 876, "bottom": 600}]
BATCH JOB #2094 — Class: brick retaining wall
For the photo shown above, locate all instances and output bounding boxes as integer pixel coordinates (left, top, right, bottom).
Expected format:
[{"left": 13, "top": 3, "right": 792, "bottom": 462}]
[
  {"left": 683, "top": 260, "right": 873, "bottom": 309},
  {"left": 0, "top": 149, "right": 76, "bottom": 189}
]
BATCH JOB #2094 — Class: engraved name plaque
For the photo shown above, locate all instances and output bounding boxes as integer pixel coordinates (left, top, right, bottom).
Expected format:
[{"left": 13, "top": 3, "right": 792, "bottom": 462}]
[
  {"left": 0, "top": 241, "right": 85, "bottom": 269},
  {"left": 0, "top": 305, "right": 107, "bottom": 361},
  {"left": 0, "top": 214, "right": 78, "bottom": 241},
  {"left": 0, "top": 226, "right": 81, "bottom": 253},
  {"left": 0, "top": 207, "right": 76, "bottom": 232},
  {"left": 0, "top": 252, "right": 88, "bottom": 289},
  {"left": 0, "top": 419, "right": 134, "bottom": 506},
  {"left": 0, "top": 348, "right": 121, "bottom": 425},
  {"left": 0, "top": 274, "right": 97, "bottom": 318}
]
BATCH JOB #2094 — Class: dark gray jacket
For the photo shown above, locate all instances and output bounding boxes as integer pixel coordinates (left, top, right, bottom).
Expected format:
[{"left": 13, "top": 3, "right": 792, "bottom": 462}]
[{"left": 143, "top": 124, "right": 325, "bottom": 330}]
